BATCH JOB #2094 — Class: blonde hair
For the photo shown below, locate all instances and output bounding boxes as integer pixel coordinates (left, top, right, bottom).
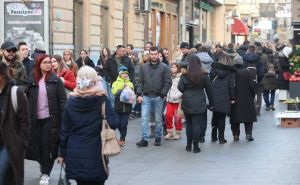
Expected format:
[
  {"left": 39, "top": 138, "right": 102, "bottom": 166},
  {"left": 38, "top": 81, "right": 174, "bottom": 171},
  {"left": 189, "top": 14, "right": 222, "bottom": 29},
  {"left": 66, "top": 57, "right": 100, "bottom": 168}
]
[{"left": 63, "top": 49, "right": 75, "bottom": 63}]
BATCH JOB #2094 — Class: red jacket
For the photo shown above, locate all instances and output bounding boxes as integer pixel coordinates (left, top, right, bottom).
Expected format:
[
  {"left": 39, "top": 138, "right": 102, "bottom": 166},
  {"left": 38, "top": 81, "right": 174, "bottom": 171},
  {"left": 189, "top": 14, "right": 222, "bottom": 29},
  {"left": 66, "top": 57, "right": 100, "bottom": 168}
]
[{"left": 58, "top": 68, "right": 76, "bottom": 90}]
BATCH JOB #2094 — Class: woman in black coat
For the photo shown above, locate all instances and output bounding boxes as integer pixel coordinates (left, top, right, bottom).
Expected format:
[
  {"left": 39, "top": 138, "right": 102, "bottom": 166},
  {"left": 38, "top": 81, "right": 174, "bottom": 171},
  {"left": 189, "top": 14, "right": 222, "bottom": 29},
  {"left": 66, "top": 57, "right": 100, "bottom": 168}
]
[
  {"left": 58, "top": 66, "right": 118, "bottom": 185},
  {"left": 25, "top": 54, "right": 67, "bottom": 184},
  {"left": 75, "top": 49, "right": 95, "bottom": 69},
  {"left": 178, "top": 55, "right": 213, "bottom": 153},
  {"left": 230, "top": 62, "right": 257, "bottom": 142},
  {"left": 210, "top": 54, "right": 236, "bottom": 144},
  {"left": 0, "top": 62, "right": 30, "bottom": 185}
]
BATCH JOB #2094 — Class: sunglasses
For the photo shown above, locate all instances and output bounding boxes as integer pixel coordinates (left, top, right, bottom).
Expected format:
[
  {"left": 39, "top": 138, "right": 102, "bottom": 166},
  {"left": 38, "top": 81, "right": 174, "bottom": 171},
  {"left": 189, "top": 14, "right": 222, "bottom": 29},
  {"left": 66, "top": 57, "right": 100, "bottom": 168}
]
[{"left": 6, "top": 49, "right": 16, "bottom": 53}]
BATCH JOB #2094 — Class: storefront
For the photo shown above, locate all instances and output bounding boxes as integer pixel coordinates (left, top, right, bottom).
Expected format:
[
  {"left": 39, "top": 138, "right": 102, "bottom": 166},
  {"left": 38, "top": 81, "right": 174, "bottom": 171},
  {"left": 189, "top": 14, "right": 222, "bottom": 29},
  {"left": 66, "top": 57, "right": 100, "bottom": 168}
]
[
  {"left": 149, "top": 0, "right": 178, "bottom": 59},
  {"left": 292, "top": 0, "right": 300, "bottom": 46}
]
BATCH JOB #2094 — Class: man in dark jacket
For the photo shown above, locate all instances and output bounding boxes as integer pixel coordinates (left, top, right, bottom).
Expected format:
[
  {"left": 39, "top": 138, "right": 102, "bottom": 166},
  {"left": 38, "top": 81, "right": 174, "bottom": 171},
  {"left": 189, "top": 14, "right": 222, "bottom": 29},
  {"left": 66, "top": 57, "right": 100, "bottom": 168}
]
[
  {"left": 0, "top": 62, "right": 30, "bottom": 185},
  {"left": 0, "top": 41, "right": 27, "bottom": 87},
  {"left": 106, "top": 45, "right": 135, "bottom": 84},
  {"left": 243, "top": 45, "right": 265, "bottom": 116},
  {"left": 180, "top": 42, "right": 190, "bottom": 68},
  {"left": 136, "top": 46, "right": 172, "bottom": 147},
  {"left": 18, "top": 42, "right": 35, "bottom": 77}
]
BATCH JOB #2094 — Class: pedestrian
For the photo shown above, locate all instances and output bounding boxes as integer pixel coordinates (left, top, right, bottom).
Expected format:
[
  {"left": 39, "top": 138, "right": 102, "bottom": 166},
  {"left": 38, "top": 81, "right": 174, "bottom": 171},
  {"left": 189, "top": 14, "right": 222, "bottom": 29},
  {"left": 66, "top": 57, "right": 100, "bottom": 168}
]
[
  {"left": 164, "top": 63, "right": 183, "bottom": 140},
  {"left": 180, "top": 42, "right": 190, "bottom": 64},
  {"left": 0, "top": 41, "right": 27, "bottom": 87},
  {"left": 112, "top": 66, "right": 134, "bottom": 146},
  {"left": 75, "top": 49, "right": 95, "bottom": 69},
  {"left": 230, "top": 55, "right": 257, "bottom": 141},
  {"left": 129, "top": 50, "right": 141, "bottom": 119},
  {"left": 196, "top": 46, "right": 214, "bottom": 73},
  {"left": 31, "top": 41, "right": 46, "bottom": 60},
  {"left": 58, "top": 66, "right": 117, "bottom": 185},
  {"left": 18, "top": 41, "right": 35, "bottom": 77},
  {"left": 243, "top": 45, "right": 264, "bottom": 116},
  {"left": 159, "top": 49, "right": 169, "bottom": 65},
  {"left": 162, "top": 48, "right": 169, "bottom": 62},
  {"left": 261, "top": 48, "right": 278, "bottom": 111},
  {"left": 51, "top": 54, "right": 76, "bottom": 93},
  {"left": 210, "top": 54, "right": 236, "bottom": 144},
  {"left": 274, "top": 44, "right": 292, "bottom": 101},
  {"left": 63, "top": 49, "right": 78, "bottom": 77},
  {"left": 96, "top": 47, "right": 111, "bottom": 78},
  {"left": 213, "top": 44, "right": 224, "bottom": 62},
  {"left": 178, "top": 55, "right": 213, "bottom": 153},
  {"left": 106, "top": 45, "right": 135, "bottom": 84},
  {"left": 136, "top": 46, "right": 172, "bottom": 147},
  {"left": 0, "top": 62, "right": 30, "bottom": 185},
  {"left": 126, "top": 44, "right": 134, "bottom": 57},
  {"left": 25, "top": 54, "right": 67, "bottom": 185}
]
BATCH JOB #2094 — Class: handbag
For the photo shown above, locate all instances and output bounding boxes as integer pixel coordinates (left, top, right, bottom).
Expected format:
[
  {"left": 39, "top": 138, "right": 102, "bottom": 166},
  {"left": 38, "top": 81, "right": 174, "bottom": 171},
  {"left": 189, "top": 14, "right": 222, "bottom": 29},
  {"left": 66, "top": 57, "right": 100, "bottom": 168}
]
[
  {"left": 57, "top": 164, "right": 69, "bottom": 185},
  {"left": 100, "top": 102, "right": 121, "bottom": 175}
]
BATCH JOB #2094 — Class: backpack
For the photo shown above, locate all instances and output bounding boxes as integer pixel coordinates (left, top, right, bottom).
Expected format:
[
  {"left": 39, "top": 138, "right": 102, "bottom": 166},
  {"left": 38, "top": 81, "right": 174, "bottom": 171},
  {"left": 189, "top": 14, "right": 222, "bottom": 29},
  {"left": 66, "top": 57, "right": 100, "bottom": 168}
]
[{"left": 11, "top": 86, "right": 18, "bottom": 114}]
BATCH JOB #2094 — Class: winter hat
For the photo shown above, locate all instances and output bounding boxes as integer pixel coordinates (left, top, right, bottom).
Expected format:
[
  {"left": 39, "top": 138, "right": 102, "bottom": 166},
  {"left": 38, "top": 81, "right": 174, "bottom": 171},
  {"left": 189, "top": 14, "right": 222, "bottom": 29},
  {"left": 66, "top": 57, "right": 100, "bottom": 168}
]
[
  {"left": 233, "top": 55, "right": 243, "bottom": 65},
  {"left": 118, "top": 66, "right": 128, "bottom": 75},
  {"left": 180, "top": 42, "right": 190, "bottom": 49},
  {"left": 35, "top": 40, "right": 45, "bottom": 51},
  {"left": 132, "top": 49, "right": 139, "bottom": 58},
  {"left": 1, "top": 40, "right": 17, "bottom": 52}
]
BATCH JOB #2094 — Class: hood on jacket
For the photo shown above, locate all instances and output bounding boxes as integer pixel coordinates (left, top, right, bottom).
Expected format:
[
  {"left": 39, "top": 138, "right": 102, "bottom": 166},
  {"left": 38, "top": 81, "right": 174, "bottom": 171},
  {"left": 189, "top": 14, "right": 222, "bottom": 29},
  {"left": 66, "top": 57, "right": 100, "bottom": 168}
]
[
  {"left": 243, "top": 52, "right": 260, "bottom": 63},
  {"left": 0, "top": 49, "right": 23, "bottom": 68},
  {"left": 211, "top": 62, "right": 236, "bottom": 79},
  {"left": 196, "top": 52, "right": 213, "bottom": 64},
  {"left": 68, "top": 95, "right": 105, "bottom": 112}
]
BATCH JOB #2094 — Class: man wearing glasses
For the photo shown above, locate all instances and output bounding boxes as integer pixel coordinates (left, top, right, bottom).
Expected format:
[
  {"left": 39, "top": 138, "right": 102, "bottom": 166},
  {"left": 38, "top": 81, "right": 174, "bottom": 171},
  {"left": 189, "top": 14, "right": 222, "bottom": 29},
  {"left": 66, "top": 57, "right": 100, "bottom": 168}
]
[{"left": 0, "top": 41, "right": 27, "bottom": 87}]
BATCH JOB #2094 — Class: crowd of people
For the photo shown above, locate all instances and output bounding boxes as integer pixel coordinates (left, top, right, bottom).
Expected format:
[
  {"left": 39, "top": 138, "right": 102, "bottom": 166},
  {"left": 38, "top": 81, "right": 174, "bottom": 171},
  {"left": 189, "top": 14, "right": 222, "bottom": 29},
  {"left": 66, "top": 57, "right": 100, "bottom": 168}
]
[{"left": 0, "top": 38, "right": 294, "bottom": 185}]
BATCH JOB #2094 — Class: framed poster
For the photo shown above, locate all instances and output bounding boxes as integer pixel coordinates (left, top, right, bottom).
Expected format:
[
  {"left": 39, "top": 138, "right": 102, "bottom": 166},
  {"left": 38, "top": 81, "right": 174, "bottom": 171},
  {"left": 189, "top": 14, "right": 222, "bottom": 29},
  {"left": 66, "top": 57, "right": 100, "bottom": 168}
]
[{"left": 0, "top": 0, "right": 49, "bottom": 53}]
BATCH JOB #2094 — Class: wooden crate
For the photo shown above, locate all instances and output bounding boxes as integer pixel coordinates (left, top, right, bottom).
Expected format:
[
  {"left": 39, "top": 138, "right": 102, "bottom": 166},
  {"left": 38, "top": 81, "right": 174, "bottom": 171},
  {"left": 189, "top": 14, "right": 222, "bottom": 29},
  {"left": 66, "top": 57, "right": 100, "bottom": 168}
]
[{"left": 281, "top": 118, "right": 300, "bottom": 128}]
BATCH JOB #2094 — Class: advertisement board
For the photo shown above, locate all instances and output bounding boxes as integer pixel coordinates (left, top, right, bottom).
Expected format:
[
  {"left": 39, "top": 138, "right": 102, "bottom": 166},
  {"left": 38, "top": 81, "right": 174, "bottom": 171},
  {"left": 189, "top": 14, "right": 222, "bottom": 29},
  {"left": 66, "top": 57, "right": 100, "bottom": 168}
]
[{"left": 0, "top": 0, "right": 49, "bottom": 53}]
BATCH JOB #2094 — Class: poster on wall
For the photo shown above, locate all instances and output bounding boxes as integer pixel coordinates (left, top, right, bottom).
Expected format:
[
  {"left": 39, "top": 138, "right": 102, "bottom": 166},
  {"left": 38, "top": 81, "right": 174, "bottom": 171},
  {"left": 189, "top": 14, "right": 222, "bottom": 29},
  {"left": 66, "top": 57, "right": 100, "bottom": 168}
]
[{"left": 1, "top": 1, "right": 48, "bottom": 53}]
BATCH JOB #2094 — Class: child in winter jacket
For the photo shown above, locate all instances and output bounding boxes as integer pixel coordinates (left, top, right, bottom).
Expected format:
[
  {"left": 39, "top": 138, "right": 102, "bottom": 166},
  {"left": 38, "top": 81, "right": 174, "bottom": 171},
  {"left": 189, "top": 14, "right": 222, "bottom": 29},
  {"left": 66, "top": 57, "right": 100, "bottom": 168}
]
[
  {"left": 165, "top": 63, "right": 183, "bottom": 140},
  {"left": 112, "top": 66, "right": 134, "bottom": 146}
]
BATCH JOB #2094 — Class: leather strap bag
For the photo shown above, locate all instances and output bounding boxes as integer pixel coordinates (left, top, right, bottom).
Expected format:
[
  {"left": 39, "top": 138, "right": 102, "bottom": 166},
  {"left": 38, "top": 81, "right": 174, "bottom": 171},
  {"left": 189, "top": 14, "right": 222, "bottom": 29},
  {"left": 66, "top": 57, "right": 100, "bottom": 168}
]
[{"left": 100, "top": 101, "right": 121, "bottom": 175}]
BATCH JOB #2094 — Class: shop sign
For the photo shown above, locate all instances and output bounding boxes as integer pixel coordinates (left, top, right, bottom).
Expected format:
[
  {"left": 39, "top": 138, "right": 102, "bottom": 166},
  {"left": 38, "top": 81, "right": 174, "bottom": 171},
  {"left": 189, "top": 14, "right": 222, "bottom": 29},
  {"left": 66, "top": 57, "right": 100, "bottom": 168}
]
[
  {"left": 195, "top": 1, "right": 213, "bottom": 12},
  {"left": 1, "top": 0, "right": 49, "bottom": 53}
]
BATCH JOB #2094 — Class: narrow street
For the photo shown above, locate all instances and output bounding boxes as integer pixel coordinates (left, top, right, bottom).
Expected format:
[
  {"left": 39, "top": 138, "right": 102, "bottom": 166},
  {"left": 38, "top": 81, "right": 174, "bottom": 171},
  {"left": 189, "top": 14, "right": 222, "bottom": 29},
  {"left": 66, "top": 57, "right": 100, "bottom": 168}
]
[{"left": 25, "top": 97, "right": 300, "bottom": 185}]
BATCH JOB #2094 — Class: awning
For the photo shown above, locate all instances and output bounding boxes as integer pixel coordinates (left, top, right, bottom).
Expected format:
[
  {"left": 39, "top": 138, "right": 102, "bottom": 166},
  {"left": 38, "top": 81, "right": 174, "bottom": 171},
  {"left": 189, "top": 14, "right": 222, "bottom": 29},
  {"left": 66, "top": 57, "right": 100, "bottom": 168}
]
[{"left": 231, "top": 18, "right": 249, "bottom": 36}]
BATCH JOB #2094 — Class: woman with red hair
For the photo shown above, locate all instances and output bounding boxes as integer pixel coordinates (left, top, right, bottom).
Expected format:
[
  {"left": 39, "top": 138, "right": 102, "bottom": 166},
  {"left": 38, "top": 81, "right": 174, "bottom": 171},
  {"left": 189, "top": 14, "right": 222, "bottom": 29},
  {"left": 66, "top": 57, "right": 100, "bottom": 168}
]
[{"left": 25, "top": 54, "right": 67, "bottom": 185}]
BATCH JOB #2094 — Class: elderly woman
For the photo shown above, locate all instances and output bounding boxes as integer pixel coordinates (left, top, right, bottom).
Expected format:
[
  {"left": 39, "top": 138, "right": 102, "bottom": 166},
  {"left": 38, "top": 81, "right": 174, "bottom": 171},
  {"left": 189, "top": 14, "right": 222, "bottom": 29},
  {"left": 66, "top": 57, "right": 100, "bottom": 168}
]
[
  {"left": 58, "top": 66, "right": 118, "bottom": 185},
  {"left": 0, "top": 62, "right": 30, "bottom": 185}
]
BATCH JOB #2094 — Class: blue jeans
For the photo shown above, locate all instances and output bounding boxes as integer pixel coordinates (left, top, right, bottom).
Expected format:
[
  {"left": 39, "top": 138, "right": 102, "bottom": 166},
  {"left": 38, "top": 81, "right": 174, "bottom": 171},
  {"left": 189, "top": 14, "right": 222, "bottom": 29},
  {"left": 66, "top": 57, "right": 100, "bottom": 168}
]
[
  {"left": 263, "top": 90, "right": 276, "bottom": 107},
  {"left": 0, "top": 147, "right": 13, "bottom": 184},
  {"left": 141, "top": 96, "right": 164, "bottom": 141}
]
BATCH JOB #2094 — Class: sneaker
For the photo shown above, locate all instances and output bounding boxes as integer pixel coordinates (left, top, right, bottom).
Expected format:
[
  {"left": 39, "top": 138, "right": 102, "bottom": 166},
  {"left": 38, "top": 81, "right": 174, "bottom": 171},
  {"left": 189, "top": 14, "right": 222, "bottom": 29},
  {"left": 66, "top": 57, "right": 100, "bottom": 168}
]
[
  {"left": 136, "top": 139, "right": 148, "bottom": 147},
  {"left": 129, "top": 112, "right": 136, "bottom": 120},
  {"left": 154, "top": 137, "right": 161, "bottom": 146},
  {"left": 270, "top": 105, "right": 276, "bottom": 111},
  {"left": 39, "top": 174, "right": 49, "bottom": 185}
]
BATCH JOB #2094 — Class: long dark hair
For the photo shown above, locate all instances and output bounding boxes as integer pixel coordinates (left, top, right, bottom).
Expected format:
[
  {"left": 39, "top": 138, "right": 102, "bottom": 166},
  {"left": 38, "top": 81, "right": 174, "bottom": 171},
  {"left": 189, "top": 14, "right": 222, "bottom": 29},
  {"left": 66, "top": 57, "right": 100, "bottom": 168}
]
[
  {"left": 34, "top": 54, "right": 52, "bottom": 84},
  {"left": 186, "top": 55, "right": 207, "bottom": 86}
]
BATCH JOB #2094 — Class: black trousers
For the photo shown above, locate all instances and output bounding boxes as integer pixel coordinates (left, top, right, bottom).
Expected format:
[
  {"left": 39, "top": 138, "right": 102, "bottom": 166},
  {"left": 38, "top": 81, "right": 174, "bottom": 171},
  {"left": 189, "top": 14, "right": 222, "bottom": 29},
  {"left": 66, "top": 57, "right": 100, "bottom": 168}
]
[
  {"left": 76, "top": 180, "right": 105, "bottom": 185},
  {"left": 116, "top": 112, "right": 130, "bottom": 141},
  {"left": 184, "top": 113, "right": 206, "bottom": 143},
  {"left": 211, "top": 112, "right": 226, "bottom": 139},
  {"left": 231, "top": 122, "right": 253, "bottom": 136},
  {"left": 36, "top": 118, "right": 54, "bottom": 175}
]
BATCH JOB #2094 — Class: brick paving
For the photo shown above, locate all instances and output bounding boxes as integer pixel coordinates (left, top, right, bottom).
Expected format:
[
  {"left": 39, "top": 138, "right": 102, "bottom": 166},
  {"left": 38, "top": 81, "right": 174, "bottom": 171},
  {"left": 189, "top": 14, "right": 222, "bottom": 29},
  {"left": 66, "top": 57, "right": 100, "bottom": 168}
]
[{"left": 25, "top": 99, "right": 300, "bottom": 185}]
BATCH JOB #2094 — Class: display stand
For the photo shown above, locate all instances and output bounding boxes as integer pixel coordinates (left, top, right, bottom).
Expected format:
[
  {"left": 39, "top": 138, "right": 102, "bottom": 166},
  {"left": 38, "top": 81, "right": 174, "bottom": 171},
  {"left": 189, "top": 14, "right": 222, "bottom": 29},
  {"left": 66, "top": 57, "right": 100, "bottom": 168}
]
[{"left": 275, "top": 112, "right": 300, "bottom": 128}]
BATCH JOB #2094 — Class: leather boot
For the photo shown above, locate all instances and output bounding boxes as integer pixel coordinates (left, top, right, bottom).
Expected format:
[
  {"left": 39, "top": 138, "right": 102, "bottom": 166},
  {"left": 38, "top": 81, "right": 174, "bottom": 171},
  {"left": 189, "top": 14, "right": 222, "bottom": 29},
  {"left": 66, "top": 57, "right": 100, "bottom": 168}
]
[
  {"left": 193, "top": 142, "right": 201, "bottom": 153},
  {"left": 186, "top": 141, "right": 192, "bottom": 152},
  {"left": 149, "top": 125, "right": 155, "bottom": 138},
  {"left": 164, "top": 129, "right": 173, "bottom": 140},
  {"left": 211, "top": 127, "right": 218, "bottom": 142},
  {"left": 173, "top": 130, "right": 181, "bottom": 140}
]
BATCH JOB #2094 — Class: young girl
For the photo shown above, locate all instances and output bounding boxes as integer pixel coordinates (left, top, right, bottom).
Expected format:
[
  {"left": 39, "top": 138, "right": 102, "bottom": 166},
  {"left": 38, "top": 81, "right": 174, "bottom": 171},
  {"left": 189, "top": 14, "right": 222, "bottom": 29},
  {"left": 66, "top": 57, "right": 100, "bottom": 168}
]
[
  {"left": 112, "top": 66, "right": 134, "bottom": 146},
  {"left": 165, "top": 63, "right": 183, "bottom": 140}
]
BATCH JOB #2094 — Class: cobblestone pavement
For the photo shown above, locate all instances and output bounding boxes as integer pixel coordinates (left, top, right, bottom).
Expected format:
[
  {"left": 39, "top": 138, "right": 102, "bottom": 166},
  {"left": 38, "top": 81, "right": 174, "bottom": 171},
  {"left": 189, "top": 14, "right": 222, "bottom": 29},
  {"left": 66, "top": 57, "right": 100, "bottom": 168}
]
[{"left": 25, "top": 99, "right": 300, "bottom": 185}]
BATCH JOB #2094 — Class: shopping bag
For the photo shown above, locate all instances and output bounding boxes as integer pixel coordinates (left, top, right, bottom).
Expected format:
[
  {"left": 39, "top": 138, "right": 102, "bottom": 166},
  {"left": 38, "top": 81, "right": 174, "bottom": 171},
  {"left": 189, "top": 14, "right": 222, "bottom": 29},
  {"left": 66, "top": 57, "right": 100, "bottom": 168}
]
[
  {"left": 120, "top": 87, "right": 136, "bottom": 104},
  {"left": 58, "top": 165, "right": 69, "bottom": 185}
]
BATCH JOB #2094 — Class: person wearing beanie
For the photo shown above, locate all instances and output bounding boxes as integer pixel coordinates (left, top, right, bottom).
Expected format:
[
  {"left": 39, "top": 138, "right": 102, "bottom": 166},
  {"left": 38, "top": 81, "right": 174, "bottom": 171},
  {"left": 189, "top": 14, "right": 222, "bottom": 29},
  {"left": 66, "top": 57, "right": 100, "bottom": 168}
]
[
  {"left": 112, "top": 66, "right": 134, "bottom": 147},
  {"left": 180, "top": 42, "right": 190, "bottom": 65},
  {"left": 31, "top": 40, "right": 46, "bottom": 59}
]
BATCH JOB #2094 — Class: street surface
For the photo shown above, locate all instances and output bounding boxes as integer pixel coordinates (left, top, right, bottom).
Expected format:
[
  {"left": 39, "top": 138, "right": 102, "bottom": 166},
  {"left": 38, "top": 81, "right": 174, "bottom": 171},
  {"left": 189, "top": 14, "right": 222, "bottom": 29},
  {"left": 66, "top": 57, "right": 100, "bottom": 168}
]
[{"left": 25, "top": 98, "right": 300, "bottom": 185}]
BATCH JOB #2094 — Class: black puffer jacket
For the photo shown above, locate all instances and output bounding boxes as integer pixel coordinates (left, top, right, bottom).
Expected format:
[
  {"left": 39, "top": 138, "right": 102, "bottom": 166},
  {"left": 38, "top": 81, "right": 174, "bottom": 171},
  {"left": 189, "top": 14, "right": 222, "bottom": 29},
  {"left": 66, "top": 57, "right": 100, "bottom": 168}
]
[
  {"left": 75, "top": 56, "right": 95, "bottom": 69},
  {"left": 178, "top": 74, "right": 213, "bottom": 114},
  {"left": 210, "top": 62, "right": 236, "bottom": 115},
  {"left": 25, "top": 72, "right": 67, "bottom": 161}
]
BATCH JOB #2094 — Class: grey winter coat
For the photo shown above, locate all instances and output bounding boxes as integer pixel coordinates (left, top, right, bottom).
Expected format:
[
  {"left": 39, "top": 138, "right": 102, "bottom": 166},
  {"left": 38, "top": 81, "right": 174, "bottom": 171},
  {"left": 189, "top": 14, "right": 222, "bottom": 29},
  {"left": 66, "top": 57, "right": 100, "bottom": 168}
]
[{"left": 196, "top": 52, "right": 214, "bottom": 73}]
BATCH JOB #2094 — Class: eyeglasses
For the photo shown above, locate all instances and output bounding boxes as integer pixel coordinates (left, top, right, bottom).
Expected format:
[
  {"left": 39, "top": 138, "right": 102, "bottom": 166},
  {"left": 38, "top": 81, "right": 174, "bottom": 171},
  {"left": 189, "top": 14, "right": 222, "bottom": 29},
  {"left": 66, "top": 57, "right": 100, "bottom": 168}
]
[{"left": 41, "top": 61, "right": 52, "bottom": 65}]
